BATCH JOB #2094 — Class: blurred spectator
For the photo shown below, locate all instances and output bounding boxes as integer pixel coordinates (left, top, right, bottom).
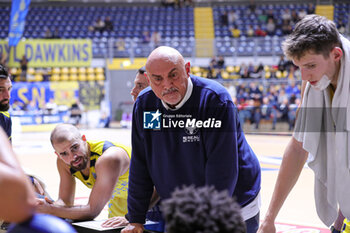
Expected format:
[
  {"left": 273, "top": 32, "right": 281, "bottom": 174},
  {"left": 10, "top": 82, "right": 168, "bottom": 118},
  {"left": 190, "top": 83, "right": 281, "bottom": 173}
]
[
  {"left": 266, "top": 18, "right": 276, "bottom": 36},
  {"left": 246, "top": 25, "right": 254, "bottom": 37},
  {"left": 281, "top": 19, "right": 292, "bottom": 35},
  {"left": 258, "top": 10, "right": 268, "bottom": 23},
  {"left": 266, "top": 9, "right": 275, "bottom": 21},
  {"left": 285, "top": 80, "right": 300, "bottom": 97},
  {"left": 45, "top": 98, "right": 58, "bottom": 115},
  {"left": 99, "top": 111, "right": 110, "bottom": 128},
  {"left": 19, "top": 55, "right": 28, "bottom": 82},
  {"left": 220, "top": 11, "right": 228, "bottom": 26},
  {"left": 43, "top": 27, "right": 52, "bottom": 39},
  {"left": 104, "top": 16, "right": 114, "bottom": 31},
  {"left": 281, "top": 9, "right": 291, "bottom": 22},
  {"left": 277, "top": 88, "right": 288, "bottom": 106},
  {"left": 298, "top": 9, "right": 307, "bottom": 20},
  {"left": 25, "top": 100, "right": 40, "bottom": 114},
  {"left": 255, "top": 96, "right": 277, "bottom": 130},
  {"left": 307, "top": 3, "right": 315, "bottom": 14},
  {"left": 291, "top": 10, "right": 300, "bottom": 24},
  {"left": 70, "top": 99, "right": 84, "bottom": 126},
  {"left": 231, "top": 25, "right": 241, "bottom": 38},
  {"left": 11, "top": 100, "right": 25, "bottom": 115},
  {"left": 337, "top": 20, "right": 346, "bottom": 34},
  {"left": 277, "top": 55, "right": 287, "bottom": 71},
  {"left": 228, "top": 10, "right": 237, "bottom": 27},
  {"left": 92, "top": 17, "right": 105, "bottom": 33},
  {"left": 161, "top": 0, "right": 176, "bottom": 7},
  {"left": 51, "top": 27, "right": 61, "bottom": 39},
  {"left": 287, "top": 97, "right": 300, "bottom": 130},
  {"left": 142, "top": 31, "right": 151, "bottom": 44},
  {"left": 217, "top": 56, "right": 225, "bottom": 69},
  {"left": 255, "top": 25, "right": 266, "bottom": 37},
  {"left": 151, "top": 31, "right": 162, "bottom": 48},
  {"left": 240, "top": 63, "right": 250, "bottom": 79},
  {"left": 116, "top": 37, "right": 126, "bottom": 51}
]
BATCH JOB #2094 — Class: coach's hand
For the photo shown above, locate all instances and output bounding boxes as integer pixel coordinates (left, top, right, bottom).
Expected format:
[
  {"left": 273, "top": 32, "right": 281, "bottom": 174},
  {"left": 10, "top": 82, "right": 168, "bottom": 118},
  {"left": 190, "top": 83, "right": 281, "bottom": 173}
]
[
  {"left": 121, "top": 223, "right": 144, "bottom": 233},
  {"left": 101, "top": 216, "right": 129, "bottom": 228}
]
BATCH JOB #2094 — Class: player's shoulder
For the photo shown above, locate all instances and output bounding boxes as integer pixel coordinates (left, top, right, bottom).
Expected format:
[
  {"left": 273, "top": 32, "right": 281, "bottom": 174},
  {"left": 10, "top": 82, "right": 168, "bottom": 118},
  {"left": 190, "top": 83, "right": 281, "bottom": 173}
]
[{"left": 0, "top": 111, "right": 10, "bottom": 119}]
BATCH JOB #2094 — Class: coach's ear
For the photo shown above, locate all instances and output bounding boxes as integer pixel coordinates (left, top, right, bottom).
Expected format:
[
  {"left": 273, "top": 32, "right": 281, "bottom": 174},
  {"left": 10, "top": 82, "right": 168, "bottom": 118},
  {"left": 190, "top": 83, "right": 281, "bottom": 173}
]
[
  {"left": 185, "top": 62, "right": 191, "bottom": 77},
  {"left": 54, "top": 151, "right": 59, "bottom": 157},
  {"left": 82, "top": 135, "right": 86, "bottom": 142}
]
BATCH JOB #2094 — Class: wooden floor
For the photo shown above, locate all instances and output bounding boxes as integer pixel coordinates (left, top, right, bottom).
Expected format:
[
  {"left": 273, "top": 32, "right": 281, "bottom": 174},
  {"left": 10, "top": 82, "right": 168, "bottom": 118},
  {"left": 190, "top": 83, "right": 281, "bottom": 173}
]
[{"left": 12, "top": 128, "right": 328, "bottom": 231}]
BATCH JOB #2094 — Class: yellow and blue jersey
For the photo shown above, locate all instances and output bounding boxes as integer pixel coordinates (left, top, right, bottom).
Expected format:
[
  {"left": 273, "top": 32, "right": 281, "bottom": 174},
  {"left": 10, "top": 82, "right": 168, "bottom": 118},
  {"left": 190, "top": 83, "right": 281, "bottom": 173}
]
[
  {"left": 0, "top": 111, "right": 11, "bottom": 141},
  {"left": 342, "top": 218, "right": 350, "bottom": 233},
  {"left": 70, "top": 140, "right": 131, "bottom": 217}
]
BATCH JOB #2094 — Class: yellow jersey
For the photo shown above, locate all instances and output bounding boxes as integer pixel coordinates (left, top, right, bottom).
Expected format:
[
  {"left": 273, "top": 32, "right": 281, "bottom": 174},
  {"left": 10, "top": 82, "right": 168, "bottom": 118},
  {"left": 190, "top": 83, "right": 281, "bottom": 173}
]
[{"left": 70, "top": 140, "right": 131, "bottom": 217}]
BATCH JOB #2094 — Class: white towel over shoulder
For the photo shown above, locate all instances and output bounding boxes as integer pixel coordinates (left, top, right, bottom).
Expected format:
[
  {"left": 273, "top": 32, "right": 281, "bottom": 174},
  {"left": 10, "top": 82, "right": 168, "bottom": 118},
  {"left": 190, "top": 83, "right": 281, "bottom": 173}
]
[{"left": 293, "top": 35, "right": 350, "bottom": 226}]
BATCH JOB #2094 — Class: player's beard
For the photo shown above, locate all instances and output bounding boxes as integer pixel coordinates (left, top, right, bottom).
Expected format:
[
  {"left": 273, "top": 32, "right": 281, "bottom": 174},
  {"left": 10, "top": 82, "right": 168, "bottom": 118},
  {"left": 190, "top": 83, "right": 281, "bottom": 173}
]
[
  {"left": 71, "top": 156, "right": 89, "bottom": 171},
  {"left": 0, "top": 100, "right": 10, "bottom": 111}
]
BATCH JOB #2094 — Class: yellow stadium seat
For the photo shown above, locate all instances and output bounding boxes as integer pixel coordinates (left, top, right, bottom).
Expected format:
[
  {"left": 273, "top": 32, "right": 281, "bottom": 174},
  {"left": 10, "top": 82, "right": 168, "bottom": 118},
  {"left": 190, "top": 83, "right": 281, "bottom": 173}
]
[
  {"left": 78, "top": 67, "right": 86, "bottom": 75},
  {"left": 34, "top": 74, "right": 43, "bottom": 82},
  {"left": 52, "top": 67, "right": 61, "bottom": 75},
  {"left": 232, "top": 74, "right": 240, "bottom": 79},
  {"left": 61, "top": 67, "right": 69, "bottom": 75},
  {"left": 194, "top": 72, "right": 202, "bottom": 77},
  {"left": 10, "top": 67, "right": 21, "bottom": 76},
  {"left": 265, "top": 71, "right": 271, "bottom": 79},
  {"left": 264, "top": 65, "right": 270, "bottom": 72},
  {"left": 234, "top": 65, "right": 240, "bottom": 73},
  {"left": 221, "top": 71, "right": 229, "bottom": 79},
  {"left": 69, "top": 74, "right": 78, "bottom": 81},
  {"left": 276, "top": 70, "right": 282, "bottom": 79},
  {"left": 50, "top": 74, "right": 60, "bottom": 81},
  {"left": 95, "top": 67, "right": 104, "bottom": 75},
  {"left": 87, "top": 74, "right": 96, "bottom": 81},
  {"left": 60, "top": 74, "right": 69, "bottom": 81},
  {"left": 69, "top": 67, "right": 78, "bottom": 75},
  {"left": 282, "top": 70, "right": 288, "bottom": 78},
  {"left": 27, "top": 67, "right": 35, "bottom": 75},
  {"left": 87, "top": 67, "right": 94, "bottom": 75},
  {"left": 96, "top": 74, "right": 105, "bottom": 81},
  {"left": 78, "top": 74, "right": 87, "bottom": 81},
  {"left": 191, "top": 66, "right": 200, "bottom": 73},
  {"left": 226, "top": 66, "right": 234, "bottom": 73}
]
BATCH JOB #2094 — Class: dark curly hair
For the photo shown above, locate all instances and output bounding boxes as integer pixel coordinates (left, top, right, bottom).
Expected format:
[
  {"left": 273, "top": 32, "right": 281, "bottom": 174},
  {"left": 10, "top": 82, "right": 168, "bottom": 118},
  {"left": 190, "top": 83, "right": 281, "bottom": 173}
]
[
  {"left": 0, "top": 64, "right": 9, "bottom": 80},
  {"left": 161, "top": 185, "right": 246, "bottom": 233}
]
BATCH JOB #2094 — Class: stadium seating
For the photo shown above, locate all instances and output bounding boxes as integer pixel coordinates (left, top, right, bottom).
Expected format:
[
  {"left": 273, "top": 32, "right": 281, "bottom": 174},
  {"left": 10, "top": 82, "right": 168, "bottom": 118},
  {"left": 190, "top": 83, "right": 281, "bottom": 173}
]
[{"left": 0, "top": 2, "right": 349, "bottom": 58}]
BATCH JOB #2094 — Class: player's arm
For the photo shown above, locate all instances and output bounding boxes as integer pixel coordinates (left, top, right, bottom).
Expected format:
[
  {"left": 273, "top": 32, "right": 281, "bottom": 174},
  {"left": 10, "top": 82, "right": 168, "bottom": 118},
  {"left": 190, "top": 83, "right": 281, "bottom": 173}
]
[
  {"left": 37, "top": 146, "right": 129, "bottom": 220},
  {"left": 85, "top": 146, "right": 130, "bottom": 219},
  {"left": 56, "top": 158, "right": 76, "bottom": 206},
  {"left": 0, "top": 129, "right": 36, "bottom": 223},
  {"left": 258, "top": 137, "right": 308, "bottom": 233}
]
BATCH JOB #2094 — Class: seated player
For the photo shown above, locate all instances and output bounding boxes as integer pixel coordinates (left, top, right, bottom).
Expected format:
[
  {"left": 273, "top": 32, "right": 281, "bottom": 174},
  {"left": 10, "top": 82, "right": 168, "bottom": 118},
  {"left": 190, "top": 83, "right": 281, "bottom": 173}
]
[{"left": 36, "top": 123, "right": 130, "bottom": 224}]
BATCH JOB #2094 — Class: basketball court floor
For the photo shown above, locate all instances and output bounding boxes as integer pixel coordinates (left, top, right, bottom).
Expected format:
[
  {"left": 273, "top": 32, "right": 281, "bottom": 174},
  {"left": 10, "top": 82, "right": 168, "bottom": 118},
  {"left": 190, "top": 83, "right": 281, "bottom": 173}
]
[{"left": 12, "top": 128, "right": 330, "bottom": 232}]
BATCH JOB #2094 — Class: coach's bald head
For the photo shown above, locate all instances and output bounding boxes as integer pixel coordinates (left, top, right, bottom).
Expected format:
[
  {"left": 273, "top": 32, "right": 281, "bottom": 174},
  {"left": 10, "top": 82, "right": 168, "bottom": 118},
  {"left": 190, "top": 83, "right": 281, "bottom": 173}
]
[{"left": 145, "top": 46, "right": 190, "bottom": 108}]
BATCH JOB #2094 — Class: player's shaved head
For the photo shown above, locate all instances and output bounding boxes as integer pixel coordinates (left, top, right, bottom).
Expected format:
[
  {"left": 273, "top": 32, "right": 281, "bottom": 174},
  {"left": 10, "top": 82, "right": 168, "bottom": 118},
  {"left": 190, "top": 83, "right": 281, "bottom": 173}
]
[{"left": 50, "top": 124, "right": 81, "bottom": 146}]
